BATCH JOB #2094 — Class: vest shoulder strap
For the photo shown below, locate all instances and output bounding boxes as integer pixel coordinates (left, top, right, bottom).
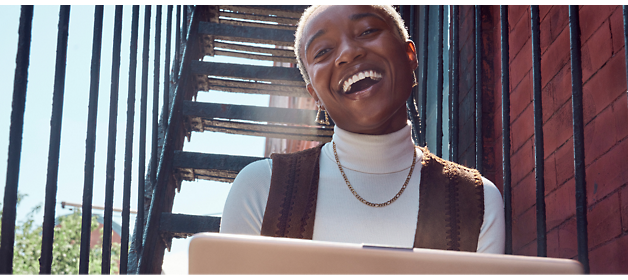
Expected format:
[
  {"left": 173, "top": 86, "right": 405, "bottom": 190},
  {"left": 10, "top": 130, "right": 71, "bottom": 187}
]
[
  {"left": 413, "top": 146, "right": 485, "bottom": 252},
  {"left": 260, "top": 144, "right": 324, "bottom": 238}
]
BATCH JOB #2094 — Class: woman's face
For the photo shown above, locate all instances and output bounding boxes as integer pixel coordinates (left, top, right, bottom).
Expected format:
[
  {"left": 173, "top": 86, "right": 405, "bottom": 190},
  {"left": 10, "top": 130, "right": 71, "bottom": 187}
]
[{"left": 301, "top": 5, "right": 417, "bottom": 135}]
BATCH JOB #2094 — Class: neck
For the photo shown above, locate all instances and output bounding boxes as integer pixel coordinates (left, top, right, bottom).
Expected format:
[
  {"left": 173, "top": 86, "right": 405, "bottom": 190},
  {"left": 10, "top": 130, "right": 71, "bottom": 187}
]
[{"left": 327, "top": 122, "right": 419, "bottom": 174}]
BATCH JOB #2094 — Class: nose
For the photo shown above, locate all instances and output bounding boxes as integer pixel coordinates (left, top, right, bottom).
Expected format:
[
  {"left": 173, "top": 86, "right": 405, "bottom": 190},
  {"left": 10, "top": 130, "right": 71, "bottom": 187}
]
[{"left": 334, "top": 38, "right": 365, "bottom": 67}]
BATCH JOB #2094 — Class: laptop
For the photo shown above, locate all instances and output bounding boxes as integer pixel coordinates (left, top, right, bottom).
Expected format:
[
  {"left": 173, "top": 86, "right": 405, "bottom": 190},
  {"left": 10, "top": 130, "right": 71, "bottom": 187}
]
[{"left": 188, "top": 232, "right": 583, "bottom": 274}]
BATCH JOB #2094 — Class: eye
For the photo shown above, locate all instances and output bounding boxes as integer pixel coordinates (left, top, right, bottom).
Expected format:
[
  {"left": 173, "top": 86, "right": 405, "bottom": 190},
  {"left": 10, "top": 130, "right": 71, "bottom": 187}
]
[
  {"left": 314, "top": 48, "right": 330, "bottom": 59},
  {"left": 360, "top": 28, "right": 379, "bottom": 36}
]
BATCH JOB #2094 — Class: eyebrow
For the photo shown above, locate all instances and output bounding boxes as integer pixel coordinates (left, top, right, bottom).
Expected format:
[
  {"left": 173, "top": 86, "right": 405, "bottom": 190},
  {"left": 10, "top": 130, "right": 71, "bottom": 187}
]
[{"left": 304, "top": 12, "right": 385, "bottom": 54}]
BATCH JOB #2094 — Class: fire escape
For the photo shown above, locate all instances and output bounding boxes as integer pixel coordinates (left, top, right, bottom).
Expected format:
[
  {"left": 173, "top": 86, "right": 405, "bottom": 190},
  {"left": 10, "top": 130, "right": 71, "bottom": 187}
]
[{"left": 127, "top": 5, "right": 327, "bottom": 273}]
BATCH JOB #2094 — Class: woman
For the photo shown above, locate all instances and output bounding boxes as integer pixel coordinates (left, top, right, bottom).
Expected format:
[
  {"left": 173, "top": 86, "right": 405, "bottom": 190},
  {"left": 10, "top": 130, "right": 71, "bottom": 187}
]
[{"left": 220, "top": 5, "right": 505, "bottom": 254}]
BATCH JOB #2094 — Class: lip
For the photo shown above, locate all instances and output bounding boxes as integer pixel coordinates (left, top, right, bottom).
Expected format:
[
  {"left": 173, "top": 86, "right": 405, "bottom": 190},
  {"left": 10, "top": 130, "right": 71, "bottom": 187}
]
[{"left": 336, "top": 64, "right": 385, "bottom": 95}]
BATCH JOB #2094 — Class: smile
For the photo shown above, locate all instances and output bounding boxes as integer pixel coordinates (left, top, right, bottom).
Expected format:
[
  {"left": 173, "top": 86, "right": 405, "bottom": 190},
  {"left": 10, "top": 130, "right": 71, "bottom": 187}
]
[{"left": 342, "top": 70, "right": 382, "bottom": 94}]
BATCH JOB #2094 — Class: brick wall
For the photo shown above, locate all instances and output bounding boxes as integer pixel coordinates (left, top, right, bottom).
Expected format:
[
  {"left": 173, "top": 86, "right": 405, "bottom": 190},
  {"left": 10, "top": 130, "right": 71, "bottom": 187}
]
[{"left": 499, "top": 5, "right": 627, "bottom": 273}]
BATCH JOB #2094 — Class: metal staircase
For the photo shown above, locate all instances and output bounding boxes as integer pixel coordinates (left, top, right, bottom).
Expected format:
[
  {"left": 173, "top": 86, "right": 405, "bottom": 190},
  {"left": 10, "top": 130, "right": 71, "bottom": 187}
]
[{"left": 128, "top": 5, "right": 331, "bottom": 274}]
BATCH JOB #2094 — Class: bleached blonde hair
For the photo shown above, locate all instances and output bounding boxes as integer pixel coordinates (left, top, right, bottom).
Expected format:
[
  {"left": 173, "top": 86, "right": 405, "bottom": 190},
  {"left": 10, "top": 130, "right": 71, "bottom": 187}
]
[{"left": 294, "top": 5, "right": 410, "bottom": 85}]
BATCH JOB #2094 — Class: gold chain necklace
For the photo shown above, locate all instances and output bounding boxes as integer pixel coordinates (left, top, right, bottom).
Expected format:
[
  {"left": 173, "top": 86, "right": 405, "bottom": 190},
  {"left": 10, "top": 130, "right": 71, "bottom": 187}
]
[{"left": 332, "top": 141, "right": 417, "bottom": 208}]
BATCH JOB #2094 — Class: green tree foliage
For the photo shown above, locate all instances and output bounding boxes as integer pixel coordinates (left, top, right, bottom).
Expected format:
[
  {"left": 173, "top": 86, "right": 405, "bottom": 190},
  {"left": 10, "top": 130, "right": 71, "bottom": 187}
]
[{"left": 1, "top": 195, "right": 121, "bottom": 274}]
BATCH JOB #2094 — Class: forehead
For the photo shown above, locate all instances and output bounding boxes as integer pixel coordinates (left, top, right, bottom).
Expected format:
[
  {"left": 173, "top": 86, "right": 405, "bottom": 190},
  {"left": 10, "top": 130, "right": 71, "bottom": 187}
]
[{"left": 301, "top": 5, "right": 393, "bottom": 46}]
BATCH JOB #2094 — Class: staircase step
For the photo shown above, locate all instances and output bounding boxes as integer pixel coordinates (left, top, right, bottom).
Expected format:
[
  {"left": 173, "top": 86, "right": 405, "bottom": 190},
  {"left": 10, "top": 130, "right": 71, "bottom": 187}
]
[
  {"left": 173, "top": 151, "right": 264, "bottom": 182},
  {"left": 198, "top": 21, "right": 295, "bottom": 46},
  {"left": 189, "top": 118, "right": 333, "bottom": 142},
  {"left": 191, "top": 61, "right": 303, "bottom": 86},
  {"left": 196, "top": 77, "right": 309, "bottom": 97},
  {"left": 160, "top": 213, "right": 220, "bottom": 238},
  {"left": 182, "top": 100, "right": 329, "bottom": 126},
  {"left": 219, "top": 5, "right": 307, "bottom": 18}
]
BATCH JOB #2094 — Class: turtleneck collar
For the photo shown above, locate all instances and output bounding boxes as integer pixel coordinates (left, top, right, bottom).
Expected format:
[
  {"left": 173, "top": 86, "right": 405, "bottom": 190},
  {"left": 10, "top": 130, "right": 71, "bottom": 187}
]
[{"left": 322, "top": 122, "right": 422, "bottom": 174}]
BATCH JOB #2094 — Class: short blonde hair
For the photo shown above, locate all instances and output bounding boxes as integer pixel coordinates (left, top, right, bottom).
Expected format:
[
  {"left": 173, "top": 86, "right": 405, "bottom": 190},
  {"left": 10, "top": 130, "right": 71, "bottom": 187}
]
[{"left": 294, "top": 5, "right": 409, "bottom": 85}]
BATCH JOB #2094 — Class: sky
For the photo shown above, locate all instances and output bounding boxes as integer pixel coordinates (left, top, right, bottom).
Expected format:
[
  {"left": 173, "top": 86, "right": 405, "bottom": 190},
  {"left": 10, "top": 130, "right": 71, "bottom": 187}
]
[{"left": 0, "top": 5, "right": 272, "bottom": 274}]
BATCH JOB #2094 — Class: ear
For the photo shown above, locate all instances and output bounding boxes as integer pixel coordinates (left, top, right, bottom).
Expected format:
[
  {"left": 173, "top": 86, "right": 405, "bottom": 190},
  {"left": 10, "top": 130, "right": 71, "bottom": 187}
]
[
  {"left": 306, "top": 83, "right": 319, "bottom": 103},
  {"left": 405, "top": 40, "right": 418, "bottom": 70}
]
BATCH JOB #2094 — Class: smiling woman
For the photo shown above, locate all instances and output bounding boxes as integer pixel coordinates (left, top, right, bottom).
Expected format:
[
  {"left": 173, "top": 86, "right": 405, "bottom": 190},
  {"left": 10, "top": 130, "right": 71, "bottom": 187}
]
[{"left": 220, "top": 5, "right": 505, "bottom": 254}]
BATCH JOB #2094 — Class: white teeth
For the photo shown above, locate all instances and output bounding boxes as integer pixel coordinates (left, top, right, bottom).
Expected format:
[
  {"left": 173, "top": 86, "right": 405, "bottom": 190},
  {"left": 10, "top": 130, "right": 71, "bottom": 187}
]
[{"left": 342, "top": 70, "right": 382, "bottom": 93}]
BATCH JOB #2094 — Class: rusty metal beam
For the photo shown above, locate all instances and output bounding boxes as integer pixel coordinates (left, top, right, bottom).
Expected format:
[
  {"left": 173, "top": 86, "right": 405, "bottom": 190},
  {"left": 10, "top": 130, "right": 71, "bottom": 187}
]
[
  {"left": 173, "top": 151, "right": 264, "bottom": 183},
  {"left": 191, "top": 60, "right": 303, "bottom": 85},
  {"left": 198, "top": 21, "right": 294, "bottom": 46}
]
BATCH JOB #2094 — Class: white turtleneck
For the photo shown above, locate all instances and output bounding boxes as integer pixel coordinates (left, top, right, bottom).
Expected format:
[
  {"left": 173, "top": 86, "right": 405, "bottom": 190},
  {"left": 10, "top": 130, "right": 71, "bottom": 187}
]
[{"left": 220, "top": 124, "right": 505, "bottom": 253}]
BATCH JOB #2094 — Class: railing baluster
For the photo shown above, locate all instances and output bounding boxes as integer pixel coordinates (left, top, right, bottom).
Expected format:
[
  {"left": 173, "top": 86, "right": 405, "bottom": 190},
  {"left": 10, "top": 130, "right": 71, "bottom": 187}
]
[
  {"left": 40, "top": 5, "right": 71, "bottom": 274},
  {"left": 164, "top": 5, "right": 173, "bottom": 129},
  {"left": 174, "top": 5, "right": 181, "bottom": 82},
  {"left": 475, "top": 5, "right": 483, "bottom": 173},
  {"left": 450, "top": 5, "right": 459, "bottom": 163},
  {"left": 568, "top": 5, "right": 590, "bottom": 274},
  {"left": 436, "top": 5, "right": 444, "bottom": 157},
  {"left": 419, "top": 6, "right": 429, "bottom": 147},
  {"left": 150, "top": 5, "right": 162, "bottom": 226},
  {"left": 530, "top": 5, "right": 547, "bottom": 257},
  {"left": 101, "top": 5, "right": 124, "bottom": 274},
  {"left": 120, "top": 5, "right": 140, "bottom": 275},
  {"left": 0, "top": 5, "right": 33, "bottom": 274},
  {"left": 136, "top": 5, "right": 152, "bottom": 260},
  {"left": 182, "top": 6, "right": 188, "bottom": 43},
  {"left": 79, "top": 5, "right": 104, "bottom": 274},
  {"left": 500, "top": 5, "right": 513, "bottom": 255}
]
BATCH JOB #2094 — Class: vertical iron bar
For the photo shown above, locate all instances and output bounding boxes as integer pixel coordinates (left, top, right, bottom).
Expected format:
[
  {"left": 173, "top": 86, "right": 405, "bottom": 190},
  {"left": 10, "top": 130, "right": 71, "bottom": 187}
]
[
  {"left": 436, "top": 5, "right": 444, "bottom": 157},
  {"left": 0, "top": 5, "right": 33, "bottom": 274},
  {"left": 151, "top": 5, "right": 162, "bottom": 215},
  {"left": 120, "top": 5, "right": 140, "bottom": 275},
  {"left": 182, "top": 5, "right": 188, "bottom": 43},
  {"left": 568, "top": 5, "right": 590, "bottom": 274},
  {"left": 101, "top": 5, "right": 124, "bottom": 274},
  {"left": 79, "top": 5, "right": 104, "bottom": 274},
  {"left": 419, "top": 6, "right": 429, "bottom": 147},
  {"left": 475, "top": 5, "right": 483, "bottom": 173},
  {"left": 164, "top": 5, "right": 173, "bottom": 130},
  {"left": 500, "top": 5, "right": 513, "bottom": 255},
  {"left": 174, "top": 5, "right": 181, "bottom": 82},
  {"left": 136, "top": 5, "right": 151, "bottom": 258},
  {"left": 530, "top": 5, "right": 547, "bottom": 257},
  {"left": 406, "top": 6, "right": 420, "bottom": 146},
  {"left": 450, "top": 5, "right": 459, "bottom": 163},
  {"left": 40, "top": 5, "right": 71, "bottom": 274}
]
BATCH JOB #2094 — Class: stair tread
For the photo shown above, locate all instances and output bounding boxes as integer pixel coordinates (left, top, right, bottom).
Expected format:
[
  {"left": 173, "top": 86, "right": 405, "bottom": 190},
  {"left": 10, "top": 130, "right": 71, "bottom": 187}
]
[{"left": 198, "top": 21, "right": 295, "bottom": 46}]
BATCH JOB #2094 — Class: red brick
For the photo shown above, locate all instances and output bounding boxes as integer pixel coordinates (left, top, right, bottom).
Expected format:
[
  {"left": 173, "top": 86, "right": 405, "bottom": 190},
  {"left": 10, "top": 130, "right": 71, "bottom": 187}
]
[
  {"left": 516, "top": 239, "right": 537, "bottom": 257},
  {"left": 541, "top": 64, "right": 572, "bottom": 123},
  {"left": 541, "top": 27, "right": 570, "bottom": 89},
  {"left": 547, "top": 226, "right": 560, "bottom": 258},
  {"left": 586, "top": 139, "right": 628, "bottom": 205},
  {"left": 610, "top": 7, "right": 625, "bottom": 55},
  {"left": 558, "top": 217, "right": 579, "bottom": 259},
  {"left": 581, "top": 21, "right": 613, "bottom": 83},
  {"left": 544, "top": 153, "right": 558, "bottom": 195},
  {"left": 511, "top": 138, "right": 535, "bottom": 186},
  {"left": 554, "top": 138, "right": 575, "bottom": 187},
  {"left": 589, "top": 233, "right": 628, "bottom": 274},
  {"left": 539, "top": 5, "right": 551, "bottom": 22},
  {"left": 579, "top": 5, "right": 616, "bottom": 44},
  {"left": 546, "top": 178, "right": 576, "bottom": 230},
  {"left": 613, "top": 94, "right": 628, "bottom": 142},
  {"left": 587, "top": 192, "right": 622, "bottom": 249},
  {"left": 513, "top": 206, "right": 537, "bottom": 251},
  {"left": 543, "top": 101, "right": 573, "bottom": 158},
  {"left": 510, "top": 10, "right": 531, "bottom": 62},
  {"left": 582, "top": 50, "right": 627, "bottom": 124},
  {"left": 540, "top": 6, "right": 569, "bottom": 55},
  {"left": 621, "top": 186, "right": 628, "bottom": 233},
  {"left": 584, "top": 104, "right": 618, "bottom": 166},
  {"left": 511, "top": 103, "right": 534, "bottom": 152},
  {"left": 510, "top": 39, "right": 532, "bottom": 89},
  {"left": 510, "top": 72, "right": 532, "bottom": 120},
  {"left": 508, "top": 5, "right": 529, "bottom": 33},
  {"left": 513, "top": 172, "right": 536, "bottom": 217}
]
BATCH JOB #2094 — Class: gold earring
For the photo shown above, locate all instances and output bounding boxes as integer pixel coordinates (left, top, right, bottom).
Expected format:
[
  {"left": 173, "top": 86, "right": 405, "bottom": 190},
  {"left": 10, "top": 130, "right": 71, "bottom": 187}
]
[{"left": 315, "top": 103, "right": 331, "bottom": 125}]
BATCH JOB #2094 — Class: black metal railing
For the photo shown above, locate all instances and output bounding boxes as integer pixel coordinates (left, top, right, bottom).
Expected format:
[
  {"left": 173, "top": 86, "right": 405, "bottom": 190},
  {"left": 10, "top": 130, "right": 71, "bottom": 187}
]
[{"left": 2, "top": 4, "right": 626, "bottom": 275}]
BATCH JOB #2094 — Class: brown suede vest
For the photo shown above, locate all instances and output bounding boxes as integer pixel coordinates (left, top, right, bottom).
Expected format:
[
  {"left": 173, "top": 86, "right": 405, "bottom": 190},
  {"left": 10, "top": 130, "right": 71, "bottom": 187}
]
[{"left": 260, "top": 144, "right": 485, "bottom": 252}]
